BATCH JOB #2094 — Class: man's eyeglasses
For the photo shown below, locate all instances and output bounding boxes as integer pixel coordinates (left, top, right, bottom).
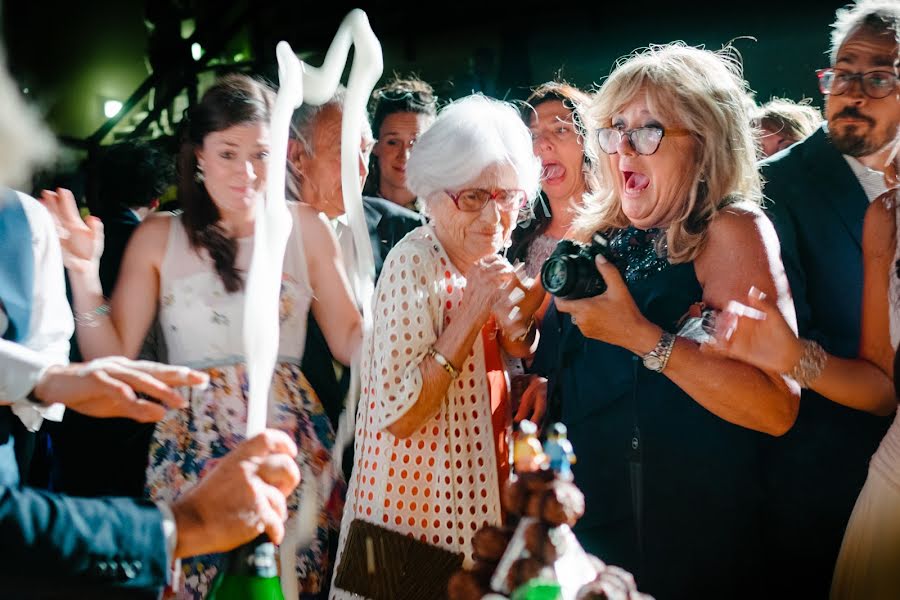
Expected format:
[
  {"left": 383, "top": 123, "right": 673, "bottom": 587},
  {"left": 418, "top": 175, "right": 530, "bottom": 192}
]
[
  {"left": 816, "top": 68, "right": 899, "bottom": 100},
  {"left": 596, "top": 126, "right": 692, "bottom": 156},
  {"left": 445, "top": 188, "right": 528, "bottom": 212},
  {"left": 372, "top": 89, "right": 436, "bottom": 107}
]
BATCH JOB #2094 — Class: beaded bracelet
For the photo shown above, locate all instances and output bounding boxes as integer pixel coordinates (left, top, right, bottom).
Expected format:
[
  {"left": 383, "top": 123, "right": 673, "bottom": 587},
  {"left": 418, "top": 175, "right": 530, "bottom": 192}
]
[
  {"left": 787, "top": 338, "right": 827, "bottom": 388},
  {"left": 429, "top": 348, "right": 460, "bottom": 379},
  {"left": 74, "top": 302, "right": 111, "bottom": 327}
]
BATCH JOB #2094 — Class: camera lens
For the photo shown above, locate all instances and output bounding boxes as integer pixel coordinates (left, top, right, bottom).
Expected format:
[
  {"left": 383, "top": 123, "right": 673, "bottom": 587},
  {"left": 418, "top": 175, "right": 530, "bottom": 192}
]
[{"left": 541, "top": 256, "right": 572, "bottom": 296}]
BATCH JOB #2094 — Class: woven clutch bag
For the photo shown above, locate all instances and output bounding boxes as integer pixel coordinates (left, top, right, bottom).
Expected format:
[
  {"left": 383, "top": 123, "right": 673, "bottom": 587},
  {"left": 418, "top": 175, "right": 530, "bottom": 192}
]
[{"left": 334, "top": 518, "right": 464, "bottom": 600}]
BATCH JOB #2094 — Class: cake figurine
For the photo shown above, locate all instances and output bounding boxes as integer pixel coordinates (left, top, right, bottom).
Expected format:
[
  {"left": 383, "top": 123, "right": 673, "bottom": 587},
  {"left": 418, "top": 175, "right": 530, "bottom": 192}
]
[
  {"left": 513, "top": 419, "right": 547, "bottom": 474},
  {"left": 543, "top": 423, "right": 576, "bottom": 481},
  {"left": 449, "top": 429, "right": 654, "bottom": 600}
]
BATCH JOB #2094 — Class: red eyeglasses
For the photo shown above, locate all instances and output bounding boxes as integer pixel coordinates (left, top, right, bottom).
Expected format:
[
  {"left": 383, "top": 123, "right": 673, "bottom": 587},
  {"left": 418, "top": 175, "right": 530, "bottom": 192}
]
[{"left": 444, "top": 188, "right": 528, "bottom": 212}]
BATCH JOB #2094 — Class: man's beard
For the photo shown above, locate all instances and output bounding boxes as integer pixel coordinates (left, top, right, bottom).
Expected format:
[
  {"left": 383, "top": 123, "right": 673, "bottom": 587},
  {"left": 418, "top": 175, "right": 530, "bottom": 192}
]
[
  {"left": 828, "top": 106, "right": 895, "bottom": 158},
  {"left": 830, "top": 125, "right": 883, "bottom": 157}
]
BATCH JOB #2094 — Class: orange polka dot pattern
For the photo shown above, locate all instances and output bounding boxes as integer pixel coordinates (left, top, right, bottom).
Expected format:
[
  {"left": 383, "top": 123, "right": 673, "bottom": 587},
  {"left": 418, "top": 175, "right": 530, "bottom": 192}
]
[{"left": 332, "top": 227, "right": 503, "bottom": 594}]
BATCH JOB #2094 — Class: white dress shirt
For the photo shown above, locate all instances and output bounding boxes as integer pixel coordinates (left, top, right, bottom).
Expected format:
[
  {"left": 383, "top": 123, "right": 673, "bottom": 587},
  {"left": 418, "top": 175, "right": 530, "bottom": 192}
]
[
  {"left": 332, "top": 214, "right": 363, "bottom": 308},
  {"left": 844, "top": 156, "right": 888, "bottom": 203},
  {"left": 0, "top": 191, "right": 71, "bottom": 430}
]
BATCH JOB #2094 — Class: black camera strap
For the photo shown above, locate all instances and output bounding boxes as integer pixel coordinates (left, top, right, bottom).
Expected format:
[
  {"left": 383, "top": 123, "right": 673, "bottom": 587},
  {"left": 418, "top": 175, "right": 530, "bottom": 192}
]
[{"left": 629, "top": 355, "right": 645, "bottom": 565}]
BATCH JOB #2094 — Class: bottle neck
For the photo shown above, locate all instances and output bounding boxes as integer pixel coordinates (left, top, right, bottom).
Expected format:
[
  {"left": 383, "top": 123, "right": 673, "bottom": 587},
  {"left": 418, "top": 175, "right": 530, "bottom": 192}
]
[{"left": 225, "top": 534, "right": 279, "bottom": 578}]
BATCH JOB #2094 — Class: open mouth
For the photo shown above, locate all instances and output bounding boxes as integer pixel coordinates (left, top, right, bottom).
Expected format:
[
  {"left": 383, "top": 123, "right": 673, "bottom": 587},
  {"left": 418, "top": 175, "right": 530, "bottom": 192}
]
[
  {"left": 541, "top": 163, "right": 565, "bottom": 184},
  {"left": 623, "top": 171, "right": 650, "bottom": 195}
]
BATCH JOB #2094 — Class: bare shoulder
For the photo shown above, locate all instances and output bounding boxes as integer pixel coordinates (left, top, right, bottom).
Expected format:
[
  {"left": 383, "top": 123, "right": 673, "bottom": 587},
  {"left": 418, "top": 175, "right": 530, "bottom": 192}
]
[
  {"left": 291, "top": 201, "right": 333, "bottom": 241},
  {"left": 117, "top": 211, "right": 174, "bottom": 270},
  {"left": 704, "top": 202, "right": 774, "bottom": 258},
  {"left": 697, "top": 202, "right": 780, "bottom": 299},
  {"left": 129, "top": 211, "right": 174, "bottom": 247}
]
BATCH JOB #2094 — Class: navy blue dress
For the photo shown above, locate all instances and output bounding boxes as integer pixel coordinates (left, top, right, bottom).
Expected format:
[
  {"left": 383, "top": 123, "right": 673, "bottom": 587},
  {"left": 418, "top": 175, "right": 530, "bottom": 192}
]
[{"left": 533, "top": 227, "right": 765, "bottom": 600}]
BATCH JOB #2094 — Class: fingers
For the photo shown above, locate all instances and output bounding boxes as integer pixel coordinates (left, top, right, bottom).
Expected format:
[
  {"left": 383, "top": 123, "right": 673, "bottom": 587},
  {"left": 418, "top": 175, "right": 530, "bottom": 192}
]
[
  {"left": 235, "top": 429, "right": 299, "bottom": 462},
  {"left": 102, "top": 362, "right": 188, "bottom": 409},
  {"left": 85, "top": 215, "right": 105, "bottom": 243},
  {"left": 594, "top": 254, "right": 626, "bottom": 294},
  {"left": 92, "top": 368, "right": 137, "bottom": 403},
  {"left": 515, "top": 377, "right": 547, "bottom": 424},
  {"left": 523, "top": 377, "right": 547, "bottom": 425},
  {"left": 746, "top": 286, "right": 775, "bottom": 314},
  {"left": 48, "top": 187, "right": 83, "bottom": 225},
  {"left": 514, "top": 385, "right": 535, "bottom": 423},
  {"left": 258, "top": 484, "right": 288, "bottom": 544},
  {"left": 122, "top": 359, "right": 210, "bottom": 389},
  {"left": 725, "top": 299, "right": 767, "bottom": 323},
  {"left": 120, "top": 398, "right": 169, "bottom": 423},
  {"left": 255, "top": 454, "right": 302, "bottom": 497}
]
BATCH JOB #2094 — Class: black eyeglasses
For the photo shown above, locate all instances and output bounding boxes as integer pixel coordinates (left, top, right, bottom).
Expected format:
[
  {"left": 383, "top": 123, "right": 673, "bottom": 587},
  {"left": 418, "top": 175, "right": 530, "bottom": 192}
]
[
  {"left": 816, "top": 68, "right": 899, "bottom": 100},
  {"left": 445, "top": 188, "right": 528, "bottom": 212},
  {"left": 596, "top": 126, "right": 692, "bottom": 156},
  {"left": 372, "top": 89, "right": 436, "bottom": 107}
]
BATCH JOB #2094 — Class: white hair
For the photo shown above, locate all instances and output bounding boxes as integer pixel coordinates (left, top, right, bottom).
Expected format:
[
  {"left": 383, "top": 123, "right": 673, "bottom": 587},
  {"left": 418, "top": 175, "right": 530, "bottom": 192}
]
[
  {"left": 830, "top": 0, "right": 900, "bottom": 64},
  {"left": 405, "top": 94, "right": 541, "bottom": 210},
  {"left": 0, "top": 51, "right": 56, "bottom": 187}
]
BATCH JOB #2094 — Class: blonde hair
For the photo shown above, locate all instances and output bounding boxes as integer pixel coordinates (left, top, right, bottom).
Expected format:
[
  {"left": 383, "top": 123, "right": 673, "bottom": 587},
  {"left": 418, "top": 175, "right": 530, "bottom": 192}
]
[
  {"left": 576, "top": 43, "right": 762, "bottom": 264},
  {"left": 754, "top": 97, "right": 823, "bottom": 144}
]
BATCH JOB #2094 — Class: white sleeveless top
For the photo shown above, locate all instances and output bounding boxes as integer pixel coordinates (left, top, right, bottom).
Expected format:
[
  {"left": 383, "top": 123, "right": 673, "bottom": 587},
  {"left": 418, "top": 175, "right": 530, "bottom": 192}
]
[{"left": 157, "top": 202, "right": 313, "bottom": 369}]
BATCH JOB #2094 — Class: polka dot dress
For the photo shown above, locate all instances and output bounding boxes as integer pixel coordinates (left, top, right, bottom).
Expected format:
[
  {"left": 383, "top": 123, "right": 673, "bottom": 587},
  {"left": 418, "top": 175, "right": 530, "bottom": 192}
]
[{"left": 330, "top": 226, "right": 503, "bottom": 599}]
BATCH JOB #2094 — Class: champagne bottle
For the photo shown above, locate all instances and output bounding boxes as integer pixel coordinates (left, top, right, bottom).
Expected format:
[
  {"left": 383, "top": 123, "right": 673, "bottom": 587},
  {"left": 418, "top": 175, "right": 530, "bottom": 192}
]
[{"left": 207, "top": 534, "right": 285, "bottom": 600}]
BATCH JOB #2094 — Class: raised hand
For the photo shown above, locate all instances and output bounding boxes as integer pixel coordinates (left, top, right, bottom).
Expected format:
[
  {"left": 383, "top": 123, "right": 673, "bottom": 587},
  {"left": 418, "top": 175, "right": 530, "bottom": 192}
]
[
  {"left": 703, "top": 286, "right": 802, "bottom": 374},
  {"left": 493, "top": 267, "right": 545, "bottom": 342},
  {"left": 171, "top": 429, "right": 302, "bottom": 558},
  {"left": 39, "top": 187, "right": 103, "bottom": 274},
  {"left": 513, "top": 374, "right": 548, "bottom": 426},
  {"left": 461, "top": 255, "right": 518, "bottom": 324}
]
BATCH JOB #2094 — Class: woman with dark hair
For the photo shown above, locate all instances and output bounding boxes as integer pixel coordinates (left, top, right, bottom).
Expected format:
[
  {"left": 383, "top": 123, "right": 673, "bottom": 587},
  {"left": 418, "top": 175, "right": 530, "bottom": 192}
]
[
  {"left": 504, "top": 82, "right": 593, "bottom": 417},
  {"left": 363, "top": 75, "right": 437, "bottom": 210},
  {"left": 43, "top": 73, "right": 362, "bottom": 598},
  {"left": 508, "top": 81, "right": 592, "bottom": 281}
]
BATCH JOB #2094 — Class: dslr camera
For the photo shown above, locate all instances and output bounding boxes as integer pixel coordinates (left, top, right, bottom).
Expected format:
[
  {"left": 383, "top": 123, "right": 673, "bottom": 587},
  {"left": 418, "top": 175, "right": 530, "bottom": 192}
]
[{"left": 540, "top": 233, "right": 613, "bottom": 300}]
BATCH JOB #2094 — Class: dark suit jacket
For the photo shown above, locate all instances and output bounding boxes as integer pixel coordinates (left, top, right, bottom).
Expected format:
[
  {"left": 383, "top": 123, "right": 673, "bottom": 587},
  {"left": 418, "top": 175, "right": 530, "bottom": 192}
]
[
  {"left": 302, "top": 196, "right": 423, "bottom": 429},
  {"left": 760, "top": 123, "right": 893, "bottom": 593},
  {"left": 0, "top": 478, "right": 167, "bottom": 599},
  {"left": 98, "top": 207, "right": 141, "bottom": 297}
]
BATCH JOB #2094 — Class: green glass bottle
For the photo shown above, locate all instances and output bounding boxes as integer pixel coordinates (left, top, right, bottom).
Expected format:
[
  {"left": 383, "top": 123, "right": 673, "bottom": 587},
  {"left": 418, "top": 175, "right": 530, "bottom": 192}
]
[{"left": 207, "top": 534, "right": 285, "bottom": 600}]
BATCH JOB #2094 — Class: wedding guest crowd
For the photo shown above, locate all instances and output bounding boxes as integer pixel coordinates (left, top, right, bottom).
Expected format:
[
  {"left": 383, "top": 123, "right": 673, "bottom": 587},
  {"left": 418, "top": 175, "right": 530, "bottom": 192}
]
[{"left": 2, "top": 1, "right": 898, "bottom": 599}]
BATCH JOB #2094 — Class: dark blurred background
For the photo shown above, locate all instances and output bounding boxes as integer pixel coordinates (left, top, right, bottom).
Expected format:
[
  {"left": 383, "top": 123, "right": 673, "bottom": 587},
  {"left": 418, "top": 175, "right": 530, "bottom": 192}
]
[{"left": 2, "top": 0, "right": 844, "bottom": 181}]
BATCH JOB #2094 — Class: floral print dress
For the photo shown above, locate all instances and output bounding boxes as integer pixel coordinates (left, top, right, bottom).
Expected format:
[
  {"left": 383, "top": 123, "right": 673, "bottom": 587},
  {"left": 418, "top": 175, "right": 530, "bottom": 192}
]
[{"left": 147, "top": 208, "right": 343, "bottom": 598}]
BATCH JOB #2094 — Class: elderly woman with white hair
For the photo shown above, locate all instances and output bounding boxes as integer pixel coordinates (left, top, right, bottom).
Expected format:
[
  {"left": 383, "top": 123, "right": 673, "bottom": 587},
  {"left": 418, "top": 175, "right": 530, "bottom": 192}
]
[{"left": 330, "top": 94, "right": 542, "bottom": 599}]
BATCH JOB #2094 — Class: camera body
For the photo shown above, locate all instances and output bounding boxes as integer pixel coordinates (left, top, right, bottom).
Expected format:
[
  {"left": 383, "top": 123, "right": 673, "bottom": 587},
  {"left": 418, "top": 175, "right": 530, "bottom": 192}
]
[{"left": 540, "top": 233, "right": 613, "bottom": 300}]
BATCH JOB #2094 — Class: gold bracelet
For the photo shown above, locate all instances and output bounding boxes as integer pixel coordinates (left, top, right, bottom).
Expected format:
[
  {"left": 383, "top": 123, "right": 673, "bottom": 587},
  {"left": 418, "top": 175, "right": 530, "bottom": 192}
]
[
  {"left": 512, "top": 317, "right": 536, "bottom": 343},
  {"left": 429, "top": 348, "right": 460, "bottom": 379},
  {"left": 787, "top": 339, "right": 827, "bottom": 388}
]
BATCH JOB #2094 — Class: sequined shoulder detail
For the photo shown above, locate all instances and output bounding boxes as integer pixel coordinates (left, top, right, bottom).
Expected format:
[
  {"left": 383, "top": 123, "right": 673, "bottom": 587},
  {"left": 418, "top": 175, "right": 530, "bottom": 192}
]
[{"left": 608, "top": 226, "right": 670, "bottom": 282}]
